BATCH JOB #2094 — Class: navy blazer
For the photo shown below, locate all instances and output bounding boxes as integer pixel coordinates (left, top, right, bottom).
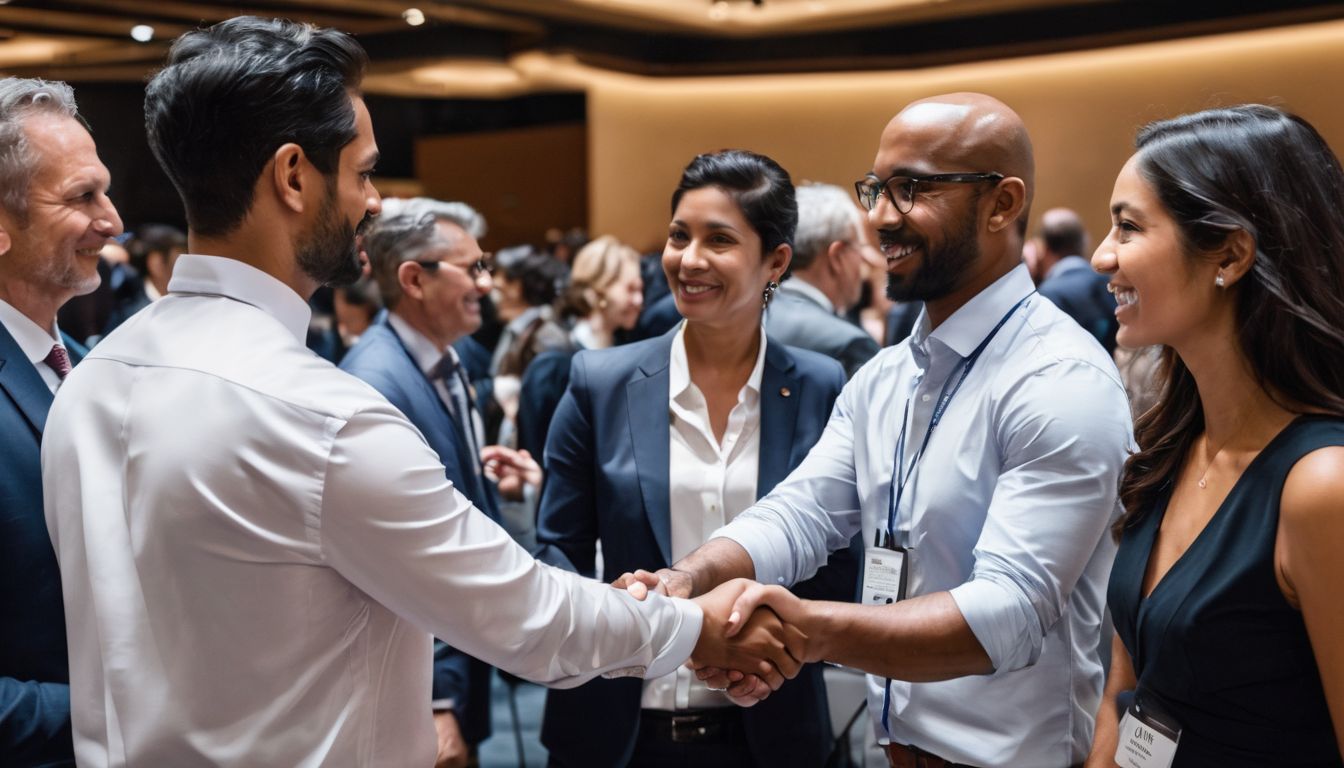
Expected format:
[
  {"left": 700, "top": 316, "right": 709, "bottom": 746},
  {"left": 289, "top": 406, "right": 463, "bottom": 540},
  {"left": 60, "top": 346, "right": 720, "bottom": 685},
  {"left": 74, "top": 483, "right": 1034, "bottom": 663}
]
[
  {"left": 536, "top": 331, "right": 860, "bottom": 768},
  {"left": 0, "top": 324, "right": 84, "bottom": 767},
  {"left": 1038, "top": 258, "right": 1118, "bottom": 354},
  {"left": 339, "top": 318, "right": 498, "bottom": 746}
]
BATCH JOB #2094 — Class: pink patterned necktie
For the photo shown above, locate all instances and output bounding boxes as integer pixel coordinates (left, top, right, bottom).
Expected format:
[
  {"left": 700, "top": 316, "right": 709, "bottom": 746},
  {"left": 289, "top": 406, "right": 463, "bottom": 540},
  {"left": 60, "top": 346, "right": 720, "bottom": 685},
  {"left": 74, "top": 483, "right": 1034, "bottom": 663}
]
[{"left": 44, "top": 344, "right": 71, "bottom": 380}]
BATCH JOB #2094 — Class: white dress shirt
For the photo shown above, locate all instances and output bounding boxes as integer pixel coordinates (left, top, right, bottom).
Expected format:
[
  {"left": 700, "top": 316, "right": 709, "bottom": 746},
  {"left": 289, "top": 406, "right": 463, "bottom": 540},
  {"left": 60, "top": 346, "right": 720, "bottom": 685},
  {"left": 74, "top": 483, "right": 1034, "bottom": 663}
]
[
  {"left": 0, "top": 298, "right": 66, "bottom": 393},
  {"left": 642, "top": 323, "right": 765, "bottom": 711},
  {"left": 714, "top": 265, "right": 1132, "bottom": 767},
  {"left": 42, "top": 254, "right": 702, "bottom": 768}
]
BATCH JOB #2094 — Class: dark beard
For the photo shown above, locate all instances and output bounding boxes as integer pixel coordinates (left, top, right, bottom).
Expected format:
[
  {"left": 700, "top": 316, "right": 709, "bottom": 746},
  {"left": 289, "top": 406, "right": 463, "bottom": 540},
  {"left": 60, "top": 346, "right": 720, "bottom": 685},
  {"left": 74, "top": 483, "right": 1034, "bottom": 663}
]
[
  {"left": 296, "top": 185, "right": 369, "bottom": 287},
  {"left": 885, "top": 206, "right": 981, "bottom": 303}
]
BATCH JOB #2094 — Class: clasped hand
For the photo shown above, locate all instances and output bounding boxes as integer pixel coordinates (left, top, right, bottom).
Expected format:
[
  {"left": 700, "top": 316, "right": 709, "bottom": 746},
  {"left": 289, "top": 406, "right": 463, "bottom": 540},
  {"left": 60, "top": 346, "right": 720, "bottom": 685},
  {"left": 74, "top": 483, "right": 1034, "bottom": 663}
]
[{"left": 614, "top": 570, "right": 812, "bottom": 707}]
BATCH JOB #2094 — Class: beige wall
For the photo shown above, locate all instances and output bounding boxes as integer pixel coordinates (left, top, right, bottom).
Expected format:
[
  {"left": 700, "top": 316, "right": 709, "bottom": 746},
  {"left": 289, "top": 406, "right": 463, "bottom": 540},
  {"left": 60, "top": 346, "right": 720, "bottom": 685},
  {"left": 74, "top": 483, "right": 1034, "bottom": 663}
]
[
  {"left": 586, "top": 19, "right": 1344, "bottom": 253},
  {"left": 416, "top": 122, "right": 587, "bottom": 251}
]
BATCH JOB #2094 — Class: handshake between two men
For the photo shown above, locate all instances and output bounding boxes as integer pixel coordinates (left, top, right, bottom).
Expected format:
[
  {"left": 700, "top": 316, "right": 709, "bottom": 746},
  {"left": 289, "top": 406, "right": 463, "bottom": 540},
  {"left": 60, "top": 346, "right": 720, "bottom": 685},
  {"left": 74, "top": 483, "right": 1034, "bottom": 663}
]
[{"left": 617, "top": 570, "right": 812, "bottom": 707}]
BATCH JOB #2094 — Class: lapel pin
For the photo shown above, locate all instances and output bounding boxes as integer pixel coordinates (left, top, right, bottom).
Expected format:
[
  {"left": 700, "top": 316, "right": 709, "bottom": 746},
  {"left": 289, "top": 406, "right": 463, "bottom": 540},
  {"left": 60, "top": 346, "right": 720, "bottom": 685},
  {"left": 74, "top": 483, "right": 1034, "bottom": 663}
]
[{"left": 779, "top": 387, "right": 791, "bottom": 398}]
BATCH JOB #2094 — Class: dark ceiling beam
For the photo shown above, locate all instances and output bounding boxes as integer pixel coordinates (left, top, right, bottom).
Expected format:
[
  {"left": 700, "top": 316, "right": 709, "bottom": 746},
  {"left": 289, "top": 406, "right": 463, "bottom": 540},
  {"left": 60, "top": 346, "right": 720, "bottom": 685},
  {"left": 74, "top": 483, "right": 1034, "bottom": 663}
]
[
  {"left": 31, "top": 0, "right": 402, "bottom": 34},
  {"left": 0, "top": 6, "right": 194, "bottom": 39},
  {"left": 245, "top": 0, "right": 545, "bottom": 36},
  {"left": 537, "top": 0, "right": 1344, "bottom": 76}
]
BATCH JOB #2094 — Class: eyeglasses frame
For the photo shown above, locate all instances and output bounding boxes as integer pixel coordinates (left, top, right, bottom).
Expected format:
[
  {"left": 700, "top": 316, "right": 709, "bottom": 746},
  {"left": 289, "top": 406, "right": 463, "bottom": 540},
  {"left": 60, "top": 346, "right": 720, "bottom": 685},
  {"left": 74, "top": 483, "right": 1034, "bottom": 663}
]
[{"left": 854, "top": 172, "right": 1005, "bottom": 213}]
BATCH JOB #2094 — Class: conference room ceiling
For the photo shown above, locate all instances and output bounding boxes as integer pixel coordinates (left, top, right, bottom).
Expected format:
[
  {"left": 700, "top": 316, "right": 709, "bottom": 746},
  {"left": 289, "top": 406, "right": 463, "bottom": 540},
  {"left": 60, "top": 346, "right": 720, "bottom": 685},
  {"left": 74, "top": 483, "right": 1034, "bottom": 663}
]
[{"left": 0, "top": 0, "right": 1341, "bottom": 94}]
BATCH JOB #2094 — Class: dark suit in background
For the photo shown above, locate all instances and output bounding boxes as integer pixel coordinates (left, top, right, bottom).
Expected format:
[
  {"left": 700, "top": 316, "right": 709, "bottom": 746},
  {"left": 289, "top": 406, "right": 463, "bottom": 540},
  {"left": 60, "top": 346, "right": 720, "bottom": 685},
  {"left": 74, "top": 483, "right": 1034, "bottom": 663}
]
[
  {"left": 765, "top": 281, "right": 879, "bottom": 379},
  {"left": 339, "top": 318, "right": 499, "bottom": 749},
  {"left": 1037, "top": 255, "right": 1118, "bottom": 354},
  {"left": 0, "top": 323, "right": 84, "bottom": 767},
  {"left": 536, "top": 331, "right": 861, "bottom": 768}
]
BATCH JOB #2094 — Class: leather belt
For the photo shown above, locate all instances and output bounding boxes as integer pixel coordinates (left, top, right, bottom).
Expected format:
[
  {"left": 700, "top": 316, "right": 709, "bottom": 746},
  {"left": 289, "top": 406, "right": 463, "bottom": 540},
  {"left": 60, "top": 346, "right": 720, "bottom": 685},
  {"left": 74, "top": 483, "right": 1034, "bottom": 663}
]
[
  {"left": 640, "top": 708, "right": 743, "bottom": 744},
  {"left": 885, "top": 742, "right": 975, "bottom": 768}
]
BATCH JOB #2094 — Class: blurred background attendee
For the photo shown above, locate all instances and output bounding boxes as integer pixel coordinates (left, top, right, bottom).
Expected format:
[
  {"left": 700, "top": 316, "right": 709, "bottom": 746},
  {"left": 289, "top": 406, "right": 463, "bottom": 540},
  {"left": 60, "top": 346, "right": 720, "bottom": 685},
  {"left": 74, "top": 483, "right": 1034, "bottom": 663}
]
[
  {"left": 487, "top": 248, "right": 569, "bottom": 445},
  {"left": 536, "top": 149, "right": 857, "bottom": 768},
  {"left": 766, "top": 183, "right": 879, "bottom": 379},
  {"left": 1032, "top": 207, "right": 1118, "bottom": 353},
  {"left": 332, "top": 276, "right": 381, "bottom": 349},
  {"left": 102, "top": 223, "right": 185, "bottom": 337},
  {"left": 516, "top": 235, "right": 643, "bottom": 461}
]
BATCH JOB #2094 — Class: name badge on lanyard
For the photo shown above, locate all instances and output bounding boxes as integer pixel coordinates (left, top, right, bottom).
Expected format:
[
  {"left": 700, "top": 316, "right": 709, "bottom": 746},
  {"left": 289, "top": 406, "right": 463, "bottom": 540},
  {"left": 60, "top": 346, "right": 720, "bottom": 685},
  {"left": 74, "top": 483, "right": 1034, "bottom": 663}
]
[
  {"left": 862, "top": 530, "right": 908, "bottom": 605},
  {"left": 1116, "top": 692, "right": 1182, "bottom": 768}
]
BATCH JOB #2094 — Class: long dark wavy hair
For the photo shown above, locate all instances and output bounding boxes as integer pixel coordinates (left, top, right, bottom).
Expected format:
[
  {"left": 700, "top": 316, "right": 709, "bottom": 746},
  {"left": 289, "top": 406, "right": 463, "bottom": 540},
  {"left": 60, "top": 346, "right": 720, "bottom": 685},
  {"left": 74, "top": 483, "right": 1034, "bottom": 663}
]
[{"left": 1115, "top": 105, "right": 1344, "bottom": 538}]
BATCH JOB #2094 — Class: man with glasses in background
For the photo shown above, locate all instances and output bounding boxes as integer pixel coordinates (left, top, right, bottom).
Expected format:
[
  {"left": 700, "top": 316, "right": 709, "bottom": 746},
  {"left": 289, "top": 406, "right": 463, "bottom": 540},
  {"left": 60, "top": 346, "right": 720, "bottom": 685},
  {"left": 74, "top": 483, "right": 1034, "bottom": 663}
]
[
  {"left": 765, "top": 182, "right": 881, "bottom": 379},
  {"left": 622, "top": 92, "right": 1133, "bottom": 767},
  {"left": 341, "top": 197, "right": 531, "bottom": 768}
]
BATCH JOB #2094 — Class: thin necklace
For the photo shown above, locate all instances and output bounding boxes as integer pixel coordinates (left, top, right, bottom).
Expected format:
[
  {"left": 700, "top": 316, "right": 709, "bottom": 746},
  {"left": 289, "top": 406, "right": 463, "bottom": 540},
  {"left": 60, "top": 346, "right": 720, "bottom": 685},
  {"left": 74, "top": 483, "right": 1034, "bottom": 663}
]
[{"left": 1194, "top": 415, "right": 1248, "bottom": 489}]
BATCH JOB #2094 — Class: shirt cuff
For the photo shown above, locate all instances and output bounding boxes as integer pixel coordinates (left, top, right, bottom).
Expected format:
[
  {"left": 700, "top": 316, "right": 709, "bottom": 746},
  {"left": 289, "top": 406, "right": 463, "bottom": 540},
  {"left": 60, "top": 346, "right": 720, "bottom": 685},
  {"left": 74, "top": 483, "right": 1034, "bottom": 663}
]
[
  {"left": 948, "top": 578, "right": 1041, "bottom": 675},
  {"left": 711, "top": 516, "right": 793, "bottom": 588},
  {"left": 430, "top": 698, "right": 457, "bottom": 712},
  {"left": 642, "top": 595, "right": 703, "bottom": 680}
]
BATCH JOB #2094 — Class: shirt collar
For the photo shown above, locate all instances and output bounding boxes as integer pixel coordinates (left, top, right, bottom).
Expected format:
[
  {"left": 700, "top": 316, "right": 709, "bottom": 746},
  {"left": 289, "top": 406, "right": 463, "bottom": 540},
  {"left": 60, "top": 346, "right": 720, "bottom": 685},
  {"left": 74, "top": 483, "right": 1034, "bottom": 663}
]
[
  {"left": 386, "top": 311, "right": 454, "bottom": 377},
  {"left": 167, "top": 254, "right": 312, "bottom": 344},
  {"left": 779, "top": 277, "right": 835, "bottom": 314},
  {"left": 0, "top": 297, "right": 62, "bottom": 365},
  {"left": 669, "top": 321, "right": 768, "bottom": 401},
  {"left": 917, "top": 263, "right": 1035, "bottom": 359},
  {"left": 1045, "top": 255, "right": 1090, "bottom": 281}
]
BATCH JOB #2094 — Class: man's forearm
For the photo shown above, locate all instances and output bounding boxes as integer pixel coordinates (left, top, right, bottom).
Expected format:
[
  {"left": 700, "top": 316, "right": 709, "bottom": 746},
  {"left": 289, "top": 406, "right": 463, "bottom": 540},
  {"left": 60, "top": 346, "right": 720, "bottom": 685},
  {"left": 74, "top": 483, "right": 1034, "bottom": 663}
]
[
  {"left": 796, "top": 591, "right": 993, "bottom": 682},
  {"left": 673, "top": 537, "right": 756, "bottom": 597}
]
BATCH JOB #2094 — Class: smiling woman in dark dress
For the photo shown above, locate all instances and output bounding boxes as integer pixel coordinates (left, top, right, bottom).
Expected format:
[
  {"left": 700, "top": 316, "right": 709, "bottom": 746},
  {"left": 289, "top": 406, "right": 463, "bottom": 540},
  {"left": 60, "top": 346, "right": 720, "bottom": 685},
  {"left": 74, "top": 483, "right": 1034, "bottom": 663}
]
[{"left": 1085, "top": 105, "right": 1344, "bottom": 767}]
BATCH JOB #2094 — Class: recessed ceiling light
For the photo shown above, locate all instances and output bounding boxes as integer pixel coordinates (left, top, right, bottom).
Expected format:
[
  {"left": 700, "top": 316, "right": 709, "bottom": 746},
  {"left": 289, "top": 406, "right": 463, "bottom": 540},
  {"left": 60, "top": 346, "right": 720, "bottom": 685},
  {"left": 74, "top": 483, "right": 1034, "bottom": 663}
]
[
  {"left": 130, "top": 24, "right": 154, "bottom": 42},
  {"left": 403, "top": 8, "right": 426, "bottom": 26}
]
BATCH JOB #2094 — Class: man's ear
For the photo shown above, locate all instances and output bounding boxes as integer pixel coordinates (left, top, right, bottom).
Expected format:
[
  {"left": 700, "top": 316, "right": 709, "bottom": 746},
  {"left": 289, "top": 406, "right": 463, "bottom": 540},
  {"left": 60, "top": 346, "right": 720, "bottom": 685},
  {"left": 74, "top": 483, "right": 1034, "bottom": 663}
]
[
  {"left": 397, "top": 260, "right": 426, "bottom": 301},
  {"left": 0, "top": 220, "right": 12, "bottom": 257},
  {"left": 986, "top": 177, "right": 1028, "bottom": 234},
  {"left": 269, "top": 143, "right": 310, "bottom": 215},
  {"left": 825, "top": 239, "right": 848, "bottom": 275}
]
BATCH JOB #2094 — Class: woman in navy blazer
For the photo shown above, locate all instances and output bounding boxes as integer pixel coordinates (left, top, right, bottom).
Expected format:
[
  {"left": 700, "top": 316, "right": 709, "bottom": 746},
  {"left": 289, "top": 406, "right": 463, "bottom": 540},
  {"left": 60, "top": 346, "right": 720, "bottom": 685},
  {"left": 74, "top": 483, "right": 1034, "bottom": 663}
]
[{"left": 536, "top": 150, "right": 859, "bottom": 768}]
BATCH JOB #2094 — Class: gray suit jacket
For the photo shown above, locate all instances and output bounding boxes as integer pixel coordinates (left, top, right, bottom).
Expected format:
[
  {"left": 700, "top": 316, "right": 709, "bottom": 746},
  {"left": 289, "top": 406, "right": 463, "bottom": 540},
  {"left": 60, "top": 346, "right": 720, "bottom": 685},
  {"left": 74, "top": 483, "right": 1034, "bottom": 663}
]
[{"left": 765, "top": 282, "right": 879, "bottom": 379}]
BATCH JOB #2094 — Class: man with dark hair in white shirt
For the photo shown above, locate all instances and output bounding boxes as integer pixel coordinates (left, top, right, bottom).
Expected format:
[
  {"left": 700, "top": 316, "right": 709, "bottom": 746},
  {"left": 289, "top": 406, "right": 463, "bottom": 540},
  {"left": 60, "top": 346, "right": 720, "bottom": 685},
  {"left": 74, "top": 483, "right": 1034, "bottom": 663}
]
[
  {"left": 622, "top": 93, "right": 1133, "bottom": 767},
  {"left": 40, "top": 17, "right": 801, "bottom": 767}
]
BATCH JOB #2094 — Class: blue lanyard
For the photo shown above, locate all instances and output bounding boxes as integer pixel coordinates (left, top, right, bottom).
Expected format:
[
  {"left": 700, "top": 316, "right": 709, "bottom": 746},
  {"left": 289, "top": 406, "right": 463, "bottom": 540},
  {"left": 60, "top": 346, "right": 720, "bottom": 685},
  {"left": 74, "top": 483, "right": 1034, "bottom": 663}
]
[
  {"left": 883, "top": 293, "right": 1032, "bottom": 545},
  {"left": 878, "top": 292, "right": 1031, "bottom": 739}
]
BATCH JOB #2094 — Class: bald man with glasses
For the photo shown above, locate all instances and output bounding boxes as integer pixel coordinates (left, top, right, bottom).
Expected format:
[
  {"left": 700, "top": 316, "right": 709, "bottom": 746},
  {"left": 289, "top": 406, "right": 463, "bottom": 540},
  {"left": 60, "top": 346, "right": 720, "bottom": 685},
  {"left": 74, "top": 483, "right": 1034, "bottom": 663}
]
[{"left": 623, "top": 93, "right": 1133, "bottom": 768}]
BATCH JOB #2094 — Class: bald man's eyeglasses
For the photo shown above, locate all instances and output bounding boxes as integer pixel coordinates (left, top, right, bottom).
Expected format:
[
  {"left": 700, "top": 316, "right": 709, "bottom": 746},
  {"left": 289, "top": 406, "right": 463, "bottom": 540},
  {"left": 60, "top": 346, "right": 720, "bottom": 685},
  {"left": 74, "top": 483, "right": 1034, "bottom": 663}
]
[{"left": 854, "top": 172, "right": 1004, "bottom": 214}]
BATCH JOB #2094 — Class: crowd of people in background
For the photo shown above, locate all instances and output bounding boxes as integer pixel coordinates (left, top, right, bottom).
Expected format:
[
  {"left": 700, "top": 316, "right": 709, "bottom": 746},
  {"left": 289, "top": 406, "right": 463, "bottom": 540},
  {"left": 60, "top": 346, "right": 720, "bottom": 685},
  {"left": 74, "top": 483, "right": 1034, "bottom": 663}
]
[{"left": 3, "top": 14, "right": 1342, "bottom": 768}]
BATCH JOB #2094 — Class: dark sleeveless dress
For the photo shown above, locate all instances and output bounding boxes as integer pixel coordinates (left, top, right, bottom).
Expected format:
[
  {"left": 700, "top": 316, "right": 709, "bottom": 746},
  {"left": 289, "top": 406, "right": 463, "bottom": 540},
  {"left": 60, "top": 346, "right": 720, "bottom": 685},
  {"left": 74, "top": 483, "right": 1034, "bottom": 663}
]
[{"left": 1108, "top": 415, "right": 1344, "bottom": 767}]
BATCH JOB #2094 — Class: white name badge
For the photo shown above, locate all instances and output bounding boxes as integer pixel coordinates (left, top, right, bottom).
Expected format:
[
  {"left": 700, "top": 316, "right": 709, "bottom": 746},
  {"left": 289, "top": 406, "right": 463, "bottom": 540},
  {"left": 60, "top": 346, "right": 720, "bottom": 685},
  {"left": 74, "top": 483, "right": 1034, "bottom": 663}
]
[
  {"left": 1116, "top": 702, "right": 1181, "bottom": 768},
  {"left": 861, "top": 546, "right": 906, "bottom": 605}
]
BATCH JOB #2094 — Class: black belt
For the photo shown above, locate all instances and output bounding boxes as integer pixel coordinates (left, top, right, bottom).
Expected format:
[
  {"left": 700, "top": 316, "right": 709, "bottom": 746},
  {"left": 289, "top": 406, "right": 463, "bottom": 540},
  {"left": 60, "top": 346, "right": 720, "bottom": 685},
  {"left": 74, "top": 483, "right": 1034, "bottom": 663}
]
[{"left": 640, "top": 708, "right": 743, "bottom": 744}]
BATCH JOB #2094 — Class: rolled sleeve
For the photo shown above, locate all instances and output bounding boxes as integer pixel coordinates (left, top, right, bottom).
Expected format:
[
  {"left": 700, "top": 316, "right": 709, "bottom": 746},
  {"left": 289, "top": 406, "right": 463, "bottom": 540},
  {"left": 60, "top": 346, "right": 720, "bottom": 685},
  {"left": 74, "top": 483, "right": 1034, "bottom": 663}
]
[{"left": 952, "top": 358, "right": 1130, "bottom": 674}]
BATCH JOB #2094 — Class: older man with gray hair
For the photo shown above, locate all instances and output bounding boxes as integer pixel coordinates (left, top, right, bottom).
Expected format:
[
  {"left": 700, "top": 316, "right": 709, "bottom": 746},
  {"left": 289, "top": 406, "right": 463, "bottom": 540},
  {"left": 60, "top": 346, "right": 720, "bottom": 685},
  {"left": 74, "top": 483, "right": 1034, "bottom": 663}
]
[
  {"left": 765, "top": 182, "right": 880, "bottom": 378},
  {"left": 0, "top": 76, "right": 121, "bottom": 766}
]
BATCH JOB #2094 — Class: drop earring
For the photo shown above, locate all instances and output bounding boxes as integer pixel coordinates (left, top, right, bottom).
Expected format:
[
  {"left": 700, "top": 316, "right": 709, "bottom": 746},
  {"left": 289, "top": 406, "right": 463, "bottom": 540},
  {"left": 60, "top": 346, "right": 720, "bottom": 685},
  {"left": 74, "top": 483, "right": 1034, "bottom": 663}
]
[{"left": 762, "top": 280, "right": 779, "bottom": 309}]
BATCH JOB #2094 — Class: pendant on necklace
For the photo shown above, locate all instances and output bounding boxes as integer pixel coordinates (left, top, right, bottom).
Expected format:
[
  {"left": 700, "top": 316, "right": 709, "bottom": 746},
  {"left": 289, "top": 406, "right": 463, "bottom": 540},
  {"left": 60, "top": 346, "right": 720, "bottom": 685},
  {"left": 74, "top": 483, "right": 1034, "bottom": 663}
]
[{"left": 1198, "top": 478, "right": 1208, "bottom": 489}]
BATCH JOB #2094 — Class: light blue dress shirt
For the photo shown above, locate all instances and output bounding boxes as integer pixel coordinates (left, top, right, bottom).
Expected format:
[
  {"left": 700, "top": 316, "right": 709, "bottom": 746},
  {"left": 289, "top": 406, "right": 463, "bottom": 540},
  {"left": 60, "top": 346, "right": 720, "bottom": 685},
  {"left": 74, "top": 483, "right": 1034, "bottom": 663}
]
[{"left": 714, "top": 264, "right": 1132, "bottom": 767}]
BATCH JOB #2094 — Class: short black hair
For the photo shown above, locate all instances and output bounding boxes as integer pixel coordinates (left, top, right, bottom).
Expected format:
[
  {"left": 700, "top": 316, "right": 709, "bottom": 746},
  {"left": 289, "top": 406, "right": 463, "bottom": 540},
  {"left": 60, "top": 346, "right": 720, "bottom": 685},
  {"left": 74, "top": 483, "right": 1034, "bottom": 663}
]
[
  {"left": 670, "top": 149, "right": 797, "bottom": 257},
  {"left": 144, "top": 16, "right": 368, "bottom": 236}
]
